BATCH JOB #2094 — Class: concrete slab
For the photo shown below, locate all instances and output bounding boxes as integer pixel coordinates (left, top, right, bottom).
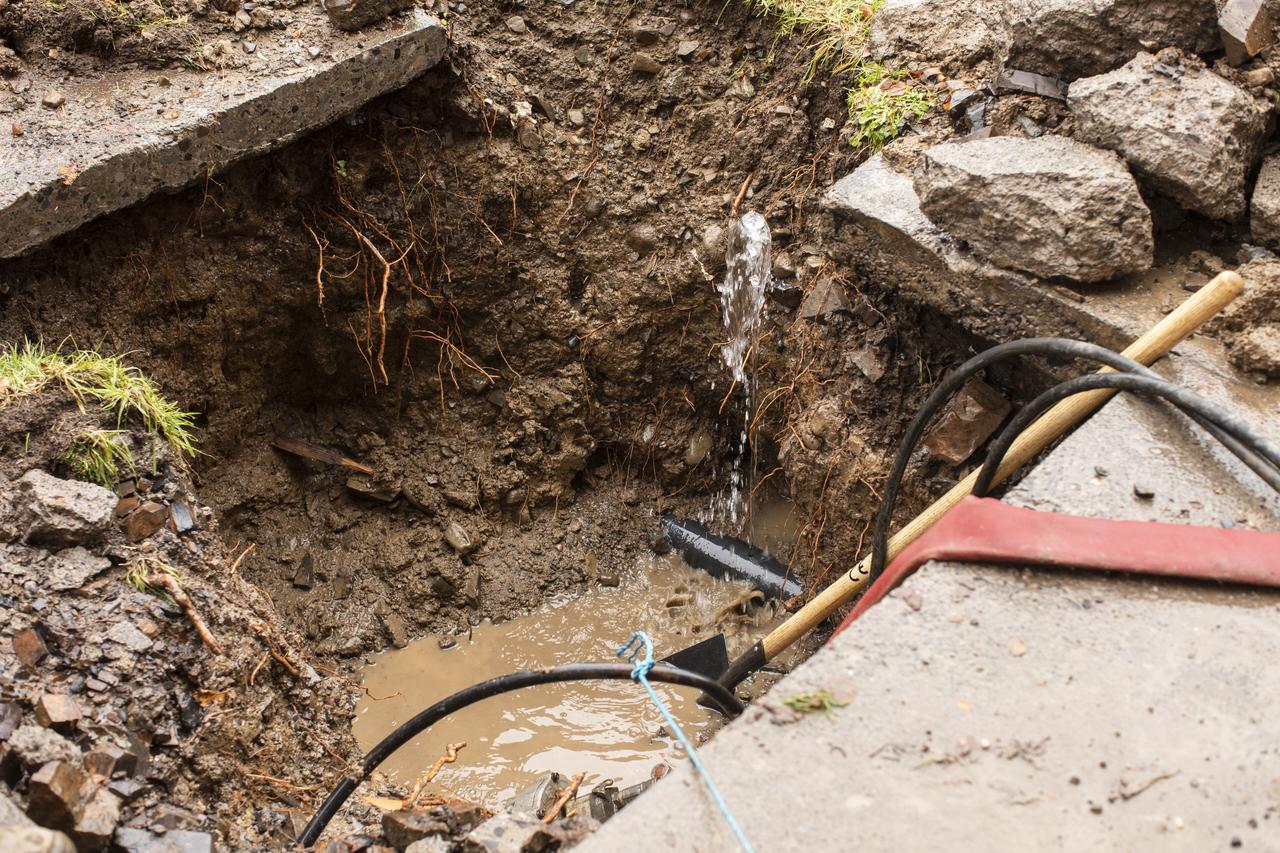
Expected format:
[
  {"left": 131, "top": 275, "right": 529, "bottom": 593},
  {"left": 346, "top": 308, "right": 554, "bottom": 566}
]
[
  {"left": 0, "top": 10, "right": 445, "bottom": 259},
  {"left": 583, "top": 561, "right": 1280, "bottom": 851}
]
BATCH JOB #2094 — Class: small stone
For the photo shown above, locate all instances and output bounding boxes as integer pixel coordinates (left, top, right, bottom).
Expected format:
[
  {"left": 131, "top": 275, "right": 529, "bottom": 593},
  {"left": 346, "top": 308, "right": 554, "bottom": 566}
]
[
  {"left": 505, "top": 15, "right": 527, "bottom": 33},
  {"left": 1090, "top": 803, "right": 1103, "bottom": 814},
  {"left": 35, "top": 695, "right": 82, "bottom": 732},
  {"left": 922, "top": 378, "right": 1012, "bottom": 465},
  {"left": 1244, "top": 65, "right": 1275, "bottom": 88},
  {"left": 307, "top": 45, "right": 321, "bottom": 58},
  {"left": 625, "top": 225, "right": 659, "bottom": 254},
  {"left": 322, "top": 0, "right": 415, "bottom": 31},
  {"left": 72, "top": 787, "right": 121, "bottom": 850},
  {"left": 27, "top": 761, "right": 90, "bottom": 830},
  {"left": 18, "top": 470, "right": 117, "bottom": 547},
  {"left": 242, "top": 41, "right": 256, "bottom": 54},
  {"left": 41, "top": 91, "right": 65, "bottom": 109},
  {"left": 1009, "top": 639, "right": 1028, "bottom": 657},
  {"left": 1229, "top": 325, "right": 1280, "bottom": 378},
  {"left": 123, "top": 501, "right": 168, "bottom": 542},
  {"left": 437, "top": 635, "right": 457, "bottom": 650},
  {"left": 1133, "top": 483, "right": 1156, "bottom": 500},
  {"left": 597, "top": 572, "right": 621, "bottom": 587},
  {"left": 106, "top": 622, "right": 154, "bottom": 653},
  {"left": 291, "top": 553, "right": 314, "bottom": 590},
  {"left": 45, "top": 547, "right": 110, "bottom": 591},
  {"left": 1220, "top": 0, "right": 1273, "bottom": 65},
  {"left": 82, "top": 744, "right": 128, "bottom": 779},
  {"left": 444, "top": 521, "right": 477, "bottom": 555},
  {"left": 676, "top": 40, "right": 699, "bottom": 59},
  {"left": 382, "top": 809, "right": 450, "bottom": 849},
  {"left": 13, "top": 627, "right": 49, "bottom": 669},
  {"left": 567, "top": 108, "right": 585, "bottom": 126},
  {"left": 799, "top": 278, "right": 852, "bottom": 321},
  {"left": 574, "top": 46, "right": 591, "bottom": 65},
  {"left": 632, "top": 53, "right": 661, "bottom": 75},
  {"left": 1251, "top": 153, "right": 1280, "bottom": 247},
  {"left": 383, "top": 613, "right": 410, "bottom": 649},
  {"left": 633, "top": 27, "right": 660, "bottom": 45},
  {"left": 10, "top": 123, "right": 21, "bottom": 137}
]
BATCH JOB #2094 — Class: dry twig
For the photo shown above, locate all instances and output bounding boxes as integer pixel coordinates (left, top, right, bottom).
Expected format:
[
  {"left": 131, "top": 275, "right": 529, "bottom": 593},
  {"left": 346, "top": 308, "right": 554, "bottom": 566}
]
[{"left": 541, "top": 772, "right": 586, "bottom": 824}]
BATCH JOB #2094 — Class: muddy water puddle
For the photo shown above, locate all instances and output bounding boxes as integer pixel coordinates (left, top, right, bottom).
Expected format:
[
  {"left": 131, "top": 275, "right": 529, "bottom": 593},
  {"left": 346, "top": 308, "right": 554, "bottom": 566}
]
[{"left": 354, "top": 554, "right": 775, "bottom": 807}]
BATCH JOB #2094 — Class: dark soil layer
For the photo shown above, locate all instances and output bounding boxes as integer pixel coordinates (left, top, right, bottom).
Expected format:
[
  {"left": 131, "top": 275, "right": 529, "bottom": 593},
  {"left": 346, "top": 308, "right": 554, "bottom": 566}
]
[{"left": 0, "top": 0, "right": 992, "bottom": 848}]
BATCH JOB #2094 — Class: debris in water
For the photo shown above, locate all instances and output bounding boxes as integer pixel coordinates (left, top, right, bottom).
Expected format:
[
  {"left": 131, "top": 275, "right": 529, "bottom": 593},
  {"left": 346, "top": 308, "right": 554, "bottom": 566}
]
[{"left": 781, "top": 690, "right": 849, "bottom": 719}]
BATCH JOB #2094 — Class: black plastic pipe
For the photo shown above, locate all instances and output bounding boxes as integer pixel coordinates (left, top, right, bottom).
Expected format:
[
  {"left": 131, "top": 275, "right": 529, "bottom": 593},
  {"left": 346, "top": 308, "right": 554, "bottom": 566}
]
[{"left": 297, "top": 662, "right": 743, "bottom": 847}]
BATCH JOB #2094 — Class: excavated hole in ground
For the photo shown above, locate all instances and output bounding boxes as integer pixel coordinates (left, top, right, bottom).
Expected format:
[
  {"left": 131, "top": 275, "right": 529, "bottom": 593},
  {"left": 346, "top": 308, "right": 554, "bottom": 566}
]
[{"left": 0, "top": 1, "right": 1053, "bottom": 841}]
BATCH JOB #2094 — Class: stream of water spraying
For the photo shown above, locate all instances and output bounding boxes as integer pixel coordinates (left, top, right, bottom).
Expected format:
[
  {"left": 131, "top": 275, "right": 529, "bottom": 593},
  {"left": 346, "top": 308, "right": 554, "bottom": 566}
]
[{"left": 714, "top": 211, "right": 771, "bottom": 530}]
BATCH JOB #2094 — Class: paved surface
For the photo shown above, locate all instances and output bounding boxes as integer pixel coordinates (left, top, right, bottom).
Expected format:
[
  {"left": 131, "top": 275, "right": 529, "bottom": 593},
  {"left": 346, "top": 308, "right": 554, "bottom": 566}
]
[
  {"left": 583, "top": 212, "right": 1280, "bottom": 849},
  {"left": 0, "top": 10, "right": 445, "bottom": 258}
]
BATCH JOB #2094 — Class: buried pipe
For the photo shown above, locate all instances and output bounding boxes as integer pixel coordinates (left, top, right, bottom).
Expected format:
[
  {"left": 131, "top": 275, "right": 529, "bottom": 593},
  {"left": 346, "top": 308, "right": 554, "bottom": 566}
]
[{"left": 297, "top": 663, "right": 743, "bottom": 847}]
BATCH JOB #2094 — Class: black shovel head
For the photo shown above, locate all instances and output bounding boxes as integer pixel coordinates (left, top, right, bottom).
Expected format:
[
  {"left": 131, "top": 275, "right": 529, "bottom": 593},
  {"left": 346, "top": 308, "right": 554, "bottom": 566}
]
[{"left": 660, "top": 634, "right": 729, "bottom": 681}]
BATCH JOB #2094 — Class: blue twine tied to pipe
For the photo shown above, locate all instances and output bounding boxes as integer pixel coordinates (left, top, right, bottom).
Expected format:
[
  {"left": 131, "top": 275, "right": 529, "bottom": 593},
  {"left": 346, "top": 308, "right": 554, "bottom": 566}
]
[{"left": 616, "top": 631, "right": 755, "bottom": 853}]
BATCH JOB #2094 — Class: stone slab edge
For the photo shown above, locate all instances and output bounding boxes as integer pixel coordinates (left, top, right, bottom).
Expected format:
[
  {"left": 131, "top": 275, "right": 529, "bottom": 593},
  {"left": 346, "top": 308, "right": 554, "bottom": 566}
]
[{"left": 0, "top": 12, "right": 445, "bottom": 259}]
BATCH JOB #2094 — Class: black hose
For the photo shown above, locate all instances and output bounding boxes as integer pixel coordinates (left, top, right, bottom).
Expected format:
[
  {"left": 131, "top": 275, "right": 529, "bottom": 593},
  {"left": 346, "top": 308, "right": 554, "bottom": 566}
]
[
  {"left": 868, "top": 338, "right": 1280, "bottom": 585},
  {"left": 972, "top": 373, "right": 1280, "bottom": 498},
  {"left": 297, "top": 662, "right": 743, "bottom": 847}
]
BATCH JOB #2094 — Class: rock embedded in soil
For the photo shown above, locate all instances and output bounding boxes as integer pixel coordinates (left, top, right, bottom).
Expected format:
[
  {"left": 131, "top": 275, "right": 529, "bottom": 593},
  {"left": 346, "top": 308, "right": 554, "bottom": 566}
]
[
  {"left": 33, "top": 694, "right": 82, "bottom": 732},
  {"left": 1069, "top": 52, "right": 1269, "bottom": 222},
  {"left": 26, "top": 761, "right": 89, "bottom": 831},
  {"left": 1251, "top": 153, "right": 1280, "bottom": 247},
  {"left": 1229, "top": 325, "right": 1280, "bottom": 377},
  {"left": 1219, "top": 0, "right": 1274, "bottom": 66},
  {"left": 923, "top": 378, "right": 1013, "bottom": 465},
  {"left": 913, "top": 135, "right": 1153, "bottom": 282},
  {"left": 322, "top": 0, "right": 415, "bottom": 32},
  {"left": 1002, "top": 0, "right": 1218, "bottom": 79},
  {"left": 7, "top": 726, "right": 80, "bottom": 769},
  {"left": 12, "top": 627, "right": 49, "bottom": 669},
  {"left": 868, "top": 0, "right": 1007, "bottom": 68},
  {"left": 16, "top": 471, "right": 116, "bottom": 548},
  {"left": 0, "top": 826, "right": 76, "bottom": 853}
]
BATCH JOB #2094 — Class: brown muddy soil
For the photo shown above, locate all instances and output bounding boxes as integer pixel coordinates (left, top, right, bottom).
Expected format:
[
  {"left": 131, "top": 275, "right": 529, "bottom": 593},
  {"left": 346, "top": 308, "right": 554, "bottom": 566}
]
[{"left": 0, "top": 0, "right": 994, "bottom": 848}]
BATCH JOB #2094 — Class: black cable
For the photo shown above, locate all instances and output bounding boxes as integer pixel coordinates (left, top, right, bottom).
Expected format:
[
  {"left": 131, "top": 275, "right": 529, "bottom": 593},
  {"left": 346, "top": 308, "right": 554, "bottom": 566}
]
[
  {"left": 867, "top": 338, "right": 1280, "bottom": 585},
  {"left": 297, "top": 662, "right": 744, "bottom": 847},
  {"left": 973, "top": 373, "right": 1280, "bottom": 498}
]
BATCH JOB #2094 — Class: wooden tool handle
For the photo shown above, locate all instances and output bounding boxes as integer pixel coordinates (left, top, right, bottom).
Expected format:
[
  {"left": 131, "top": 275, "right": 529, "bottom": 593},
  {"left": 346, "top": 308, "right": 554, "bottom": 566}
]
[{"left": 760, "top": 270, "right": 1244, "bottom": 660}]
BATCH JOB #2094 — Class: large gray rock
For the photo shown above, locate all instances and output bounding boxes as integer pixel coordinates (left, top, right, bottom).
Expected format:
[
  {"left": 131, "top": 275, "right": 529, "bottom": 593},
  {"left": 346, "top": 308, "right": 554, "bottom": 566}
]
[
  {"left": 0, "top": 827, "right": 76, "bottom": 853},
  {"left": 1070, "top": 52, "right": 1269, "bottom": 221},
  {"left": 1002, "top": 0, "right": 1218, "bottom": 79},
  {"left": 7, "top": 726, "right": 80, "bottom": 769},
  {"left": 914, "top": 135, "right": 1153, "bottom": 282},
  {"left": 16, "top": 471, "right": 116, "bottom": 548},
  {"left": 867, "top": 0, "right": 1007, "bottom": 68},
  {"left": 1250, "top": 153, "right": 1280, "bottom": 246}
]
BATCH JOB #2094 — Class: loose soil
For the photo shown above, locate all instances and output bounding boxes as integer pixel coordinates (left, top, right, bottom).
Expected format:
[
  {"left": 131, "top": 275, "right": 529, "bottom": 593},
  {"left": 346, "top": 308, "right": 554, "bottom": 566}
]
[{"left": 0, "top": 0, "right": 1033, "bottom": 849}]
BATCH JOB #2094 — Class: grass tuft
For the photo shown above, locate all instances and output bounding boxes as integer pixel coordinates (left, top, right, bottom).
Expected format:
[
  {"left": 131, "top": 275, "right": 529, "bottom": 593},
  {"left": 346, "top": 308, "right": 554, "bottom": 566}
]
[
  {"left": 845, "top": 61, "right": 935, "bottom": 151},
  {"left": 0, "top": 341, "right": 198, "bottom": 460},
  {"left": 125, "top": 556, "right": 181, "bottom": 596},
  {"left": 744, "top": 0, "right": 882, "bottom": 79},
  {"left": 65, "top": 429, "right": 136, "bottom": 487}
]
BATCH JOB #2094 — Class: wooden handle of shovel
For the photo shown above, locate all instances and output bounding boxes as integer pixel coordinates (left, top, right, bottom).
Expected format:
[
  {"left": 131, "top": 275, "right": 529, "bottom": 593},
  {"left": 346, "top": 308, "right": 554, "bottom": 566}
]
[{"left": 720, "top": 271, "right": 1244, "bottom": 687}]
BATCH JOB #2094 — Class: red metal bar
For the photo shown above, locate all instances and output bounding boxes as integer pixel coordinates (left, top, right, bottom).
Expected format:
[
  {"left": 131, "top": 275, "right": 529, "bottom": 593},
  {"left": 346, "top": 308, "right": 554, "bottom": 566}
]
[{"left": 832, "top": 496, "right": 1280, "bottom": 638}]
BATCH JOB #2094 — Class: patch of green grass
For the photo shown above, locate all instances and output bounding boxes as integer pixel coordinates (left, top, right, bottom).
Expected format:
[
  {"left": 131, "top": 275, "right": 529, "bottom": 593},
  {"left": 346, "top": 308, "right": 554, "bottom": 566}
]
[
  {"left": 65, "top": 429, "right": 135, "bottom": 487},
  {"left": 782, "top": 689, "right": 850, "bottom": 718},
  {"left": 846, "top": 61, "right": 936, "bottom": 151},
  {"left": 0, "top": 341, "right": 197, "bottom": 459},
  {"left": 743, "top": 0, "right": 882, "bottom": 79}
]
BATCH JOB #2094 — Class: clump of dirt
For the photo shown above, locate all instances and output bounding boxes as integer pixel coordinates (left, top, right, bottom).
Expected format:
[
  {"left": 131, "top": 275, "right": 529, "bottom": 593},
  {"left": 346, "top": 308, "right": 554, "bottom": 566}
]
[
  {"left": 0, "top": 387, "right": 374, "bottom": 849},
  {"left": 1217, "top": 256, "right": 1280, "bottom": 379},
  {"left": 0, "top": 0, "right": 1002, "bottom": 847}
]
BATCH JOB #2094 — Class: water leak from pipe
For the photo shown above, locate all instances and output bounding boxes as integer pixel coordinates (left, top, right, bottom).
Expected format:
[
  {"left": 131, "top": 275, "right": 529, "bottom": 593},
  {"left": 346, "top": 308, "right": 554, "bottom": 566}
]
[{"left": 714, "top": 211, "right": 771, "bottom": 532}]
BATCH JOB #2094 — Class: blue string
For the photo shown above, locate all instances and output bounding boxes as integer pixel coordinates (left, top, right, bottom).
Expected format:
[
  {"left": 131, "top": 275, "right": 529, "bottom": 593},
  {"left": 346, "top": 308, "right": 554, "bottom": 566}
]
[{"left": 616, "top": 631, "right": 755, "bottom": 853}]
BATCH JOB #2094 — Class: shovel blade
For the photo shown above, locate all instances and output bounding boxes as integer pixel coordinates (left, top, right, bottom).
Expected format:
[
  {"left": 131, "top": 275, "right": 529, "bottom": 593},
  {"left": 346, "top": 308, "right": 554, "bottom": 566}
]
[{"left": 660, "top": 634, "right": 729, "bottom": 681}]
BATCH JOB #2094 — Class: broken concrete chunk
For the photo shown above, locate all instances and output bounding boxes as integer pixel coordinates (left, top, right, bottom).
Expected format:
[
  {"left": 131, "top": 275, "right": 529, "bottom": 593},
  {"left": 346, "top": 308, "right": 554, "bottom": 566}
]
[
  {"left": 322, "top": 0, "right": 414, "bottom": 31},
  {"left": 0, "top": 826, "right": 77, "bottom": 853},
  {"left": 8, "top": 725, "right": 80, "bottom": 768},
  {"left": 71, "top": 786, "right": 121, "bottom": 851},
  {"left": 1251, "top": 154, "right": 1280, "bottom": 248},
  {"left": 914, "top": 135, "right": 1153, "bottom": 282},
  {"left": 1002, "top": 0, "right": 1218, "bottom": 79},
  {"left": 17, "top": 470, "right": 116, "bottom": 548},
  {"left": 1220, "top": 0, "right": 1274, "bottom": 66},
  {"left": 1069, "top": 52, "right": 1268, "bottom": 222},
  {"left": 112, "top": 827, "right": 214, "bottom": 853},
  {"left": 923, "top": 379, "right": 1013, "bottom": 464},
  {"left": 867, "top": 0, "right": 1007, "bottom": 67},
  {"left": 1229, "top": 325, "right": 1280, "bottom": 378}
]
